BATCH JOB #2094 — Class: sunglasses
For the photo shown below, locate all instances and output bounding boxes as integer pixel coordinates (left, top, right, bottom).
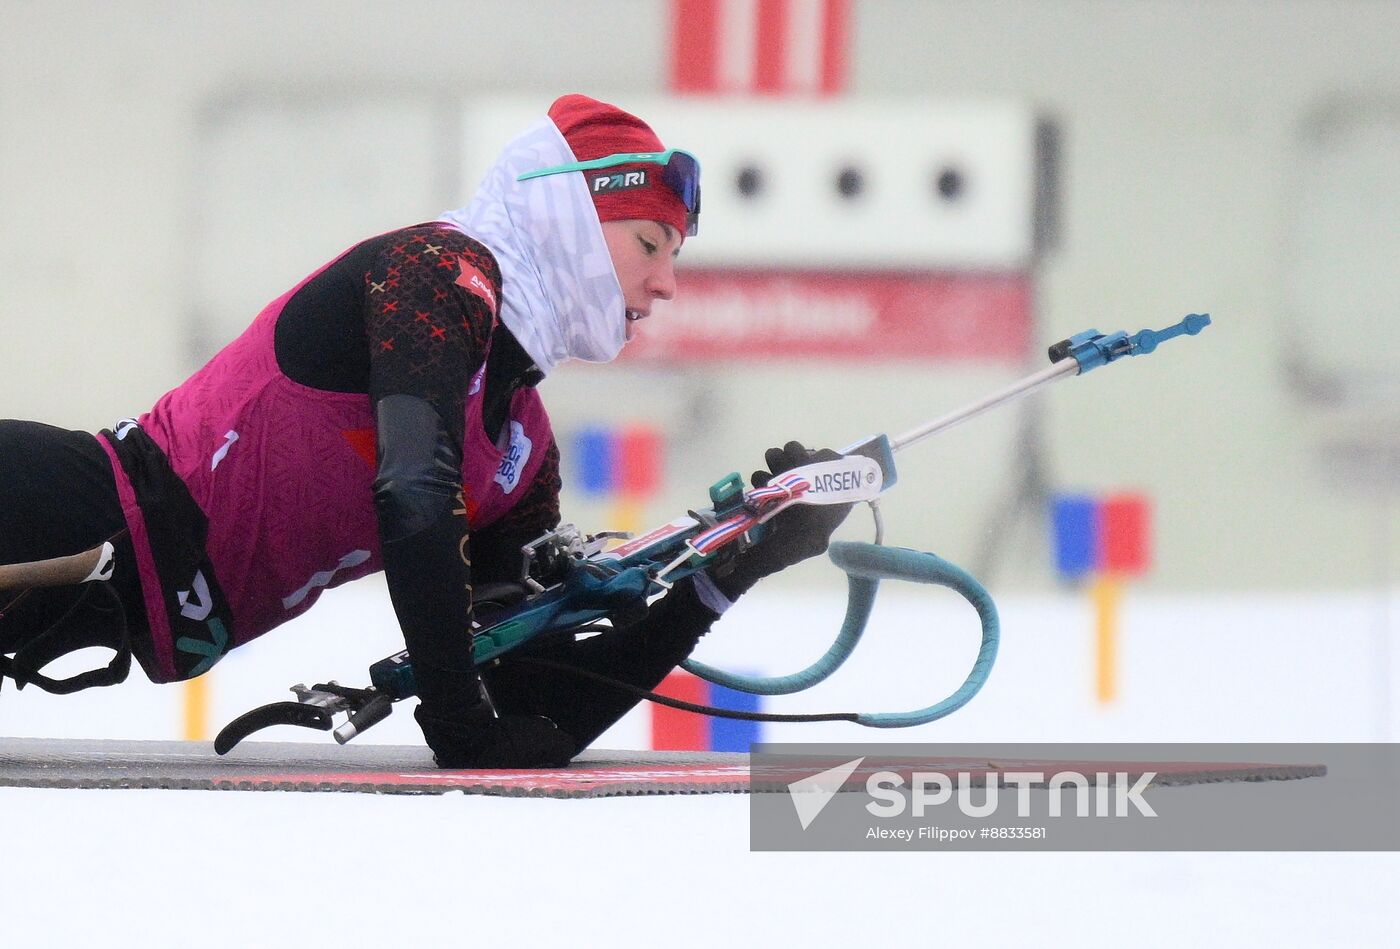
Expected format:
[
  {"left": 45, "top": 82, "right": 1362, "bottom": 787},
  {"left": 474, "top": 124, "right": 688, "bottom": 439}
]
[{"left": 517, "top": 148, "right": 701, "bottom": 236}]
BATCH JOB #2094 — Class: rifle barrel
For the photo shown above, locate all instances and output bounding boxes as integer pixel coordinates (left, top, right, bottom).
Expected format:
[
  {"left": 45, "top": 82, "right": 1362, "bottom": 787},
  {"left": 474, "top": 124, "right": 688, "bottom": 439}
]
[{"left": 890, "top": 359, "right": 1078, "bottom": 453}]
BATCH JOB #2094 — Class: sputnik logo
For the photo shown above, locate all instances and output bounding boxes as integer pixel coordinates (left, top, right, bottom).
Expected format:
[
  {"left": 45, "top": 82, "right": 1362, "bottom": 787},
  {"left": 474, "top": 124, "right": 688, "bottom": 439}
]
[{"left": 786, "top": 757, "right": 865, "bottom": 830}]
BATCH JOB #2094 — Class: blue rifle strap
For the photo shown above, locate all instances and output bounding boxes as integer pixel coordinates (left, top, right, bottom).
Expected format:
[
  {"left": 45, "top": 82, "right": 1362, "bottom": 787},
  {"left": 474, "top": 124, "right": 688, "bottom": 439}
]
[{"left": 681, "top": 541, "right": 1000, "bottom": 727}]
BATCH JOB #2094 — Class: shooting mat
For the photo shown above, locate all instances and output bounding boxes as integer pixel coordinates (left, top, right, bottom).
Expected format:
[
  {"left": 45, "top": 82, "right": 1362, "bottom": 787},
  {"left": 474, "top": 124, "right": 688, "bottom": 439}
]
[{"left": 0, "top": 738, "right": 1323, "bottom": 798}]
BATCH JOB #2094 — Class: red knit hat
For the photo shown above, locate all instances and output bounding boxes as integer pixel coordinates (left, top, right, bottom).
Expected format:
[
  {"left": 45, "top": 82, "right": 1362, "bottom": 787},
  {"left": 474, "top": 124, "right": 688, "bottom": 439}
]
[{"left": 548, "top": 94, "right": 690, "bottom": 238}]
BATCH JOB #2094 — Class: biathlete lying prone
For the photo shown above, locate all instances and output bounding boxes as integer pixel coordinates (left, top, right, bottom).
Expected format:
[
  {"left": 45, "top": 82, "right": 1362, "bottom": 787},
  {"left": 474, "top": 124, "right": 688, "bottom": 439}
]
[{"left": 0, "top": 94, "right": 850, "bottom": 767}]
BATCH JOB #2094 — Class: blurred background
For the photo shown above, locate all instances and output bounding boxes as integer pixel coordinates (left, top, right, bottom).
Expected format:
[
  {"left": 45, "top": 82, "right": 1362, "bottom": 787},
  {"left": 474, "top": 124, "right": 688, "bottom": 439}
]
[{"left": 2, "top": 0, "right": 1398, "bottom": 748}]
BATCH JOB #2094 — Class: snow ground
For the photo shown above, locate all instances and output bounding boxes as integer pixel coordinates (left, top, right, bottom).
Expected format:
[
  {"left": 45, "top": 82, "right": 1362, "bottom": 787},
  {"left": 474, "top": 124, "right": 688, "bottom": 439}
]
[
  {"left": 3, "top": 786, "right": 1397, "bottom": 947},
  {"left": 5, "top": 581, "right": 1399, "bottom": 945}
]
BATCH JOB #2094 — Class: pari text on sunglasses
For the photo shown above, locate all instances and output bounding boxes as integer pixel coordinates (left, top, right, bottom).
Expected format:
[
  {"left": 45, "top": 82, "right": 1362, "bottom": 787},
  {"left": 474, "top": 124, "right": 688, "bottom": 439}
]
[{"left": 518, "top": 149, "right": 702, "bottom": 237}]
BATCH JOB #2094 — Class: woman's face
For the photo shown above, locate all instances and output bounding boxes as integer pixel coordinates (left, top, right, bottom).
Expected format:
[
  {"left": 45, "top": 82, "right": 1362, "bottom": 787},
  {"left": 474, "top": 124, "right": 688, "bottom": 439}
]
[{"left": 600, "top": 219, "right": 683, "bottom": 341}]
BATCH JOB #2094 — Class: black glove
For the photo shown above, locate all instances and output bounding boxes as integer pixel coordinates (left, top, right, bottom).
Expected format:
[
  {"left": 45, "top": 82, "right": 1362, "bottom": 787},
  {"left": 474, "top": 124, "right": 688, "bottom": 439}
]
[
  {"left": 711, "top": 441, "right": 854, "bottom": 600},
  {"left": 413, "top": 664, "right": 578, "bottom": 769}
]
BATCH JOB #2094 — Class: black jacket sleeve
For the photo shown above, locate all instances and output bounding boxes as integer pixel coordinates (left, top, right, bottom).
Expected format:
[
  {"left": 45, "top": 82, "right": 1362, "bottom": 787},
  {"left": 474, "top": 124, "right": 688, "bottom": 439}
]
[{"left": 363, "top": 228, "right": 499, "bottom": 717}]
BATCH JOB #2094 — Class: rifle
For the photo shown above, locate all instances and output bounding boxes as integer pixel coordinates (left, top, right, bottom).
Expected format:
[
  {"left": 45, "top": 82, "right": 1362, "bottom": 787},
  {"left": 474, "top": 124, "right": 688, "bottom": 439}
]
[{"left": 213, "top": 315, "right": 1211, "bottom": 754}]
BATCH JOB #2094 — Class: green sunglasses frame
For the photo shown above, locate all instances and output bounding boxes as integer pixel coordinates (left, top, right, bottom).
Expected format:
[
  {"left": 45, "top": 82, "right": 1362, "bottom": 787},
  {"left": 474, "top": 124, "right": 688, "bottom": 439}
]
[{"left": 516, "top": 148, "right": 700, "bottom": 183}]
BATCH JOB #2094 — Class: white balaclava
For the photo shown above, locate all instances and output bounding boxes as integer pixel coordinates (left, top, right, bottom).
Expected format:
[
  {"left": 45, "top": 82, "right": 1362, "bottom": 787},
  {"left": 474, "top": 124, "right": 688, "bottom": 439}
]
[{"left": 438, "top": 116, "right": 626, "bottom": 374}]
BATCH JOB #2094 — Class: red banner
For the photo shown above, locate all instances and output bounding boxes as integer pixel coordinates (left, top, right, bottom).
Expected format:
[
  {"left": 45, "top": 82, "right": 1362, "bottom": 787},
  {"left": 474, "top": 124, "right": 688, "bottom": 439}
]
[
  {"left": 621, "top": 270, "right": 1033, "bottom": 362},
  {"left": 670, "top": 0, "right": 850, "bottom": 96}
]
